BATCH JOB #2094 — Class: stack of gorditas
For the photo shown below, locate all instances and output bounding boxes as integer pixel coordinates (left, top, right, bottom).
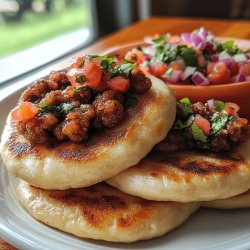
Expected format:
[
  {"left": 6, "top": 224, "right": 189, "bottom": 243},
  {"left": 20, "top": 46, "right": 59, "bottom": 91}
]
[{"left": 1, "top": 55, "right": 249, "bottom": 243}]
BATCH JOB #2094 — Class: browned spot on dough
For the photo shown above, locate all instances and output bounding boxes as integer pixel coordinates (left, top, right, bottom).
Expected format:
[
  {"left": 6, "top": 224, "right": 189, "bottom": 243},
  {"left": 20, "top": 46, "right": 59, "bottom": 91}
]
[
  {"left": 6, "top": 131, "right": 36, "bottom": 157},
  {"left": 37, "top": 183, "right": 154, "bottom": 229},
  {"left": 151, "top": 150, "right": 249, "bottom": 176}
]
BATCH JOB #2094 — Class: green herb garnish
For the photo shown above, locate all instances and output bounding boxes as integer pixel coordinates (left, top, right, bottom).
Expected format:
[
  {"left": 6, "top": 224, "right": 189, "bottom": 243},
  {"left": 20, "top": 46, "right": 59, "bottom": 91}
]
[
  {"left": 180, "top": 97, "right": 191, "bottom": 105},
  {"left": 217, "top": 40, "right": 242, "bottom": 55},
  {"left": 177, "top": 101, "right": 193, "bottom": 117},
  {"left": 164, "top": 68, "right": 173, "bottom": 78},
  {"left": 210, "top": 112, "right": 229, "bottom": 135},
  {"left": 215, "top": 100, "right": 226, "bottom": 112},
  {"left": 178, "top": 46, "right": 198, "bottom": 66},
  {"left": 75, "top": 75, "right": 86, "bottom": 84},
  {"left": 192, "top": 124, "right": 207, "bottom": 143},
  {"left": 152, "top": 35, "right": 168, "bottom": 47},
  {"left": 173, "top": 115, "right": 195, "bottom": 129}
]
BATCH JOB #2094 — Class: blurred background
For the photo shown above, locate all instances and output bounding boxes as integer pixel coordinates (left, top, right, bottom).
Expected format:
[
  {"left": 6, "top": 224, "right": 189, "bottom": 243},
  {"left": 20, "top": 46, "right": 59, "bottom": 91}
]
[
  {"left": 1, "top": 0, "right": 250, "bottom": 58},
  {"left": 1, "top": 0, "right": 250, "bottom": 84}
]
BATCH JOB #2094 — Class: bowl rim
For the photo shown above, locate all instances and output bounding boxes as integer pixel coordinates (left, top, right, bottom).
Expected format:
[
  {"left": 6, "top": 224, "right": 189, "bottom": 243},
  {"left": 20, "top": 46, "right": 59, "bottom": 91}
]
[{"left": 103, "top": 38, "right": 250, "bottom": 89}]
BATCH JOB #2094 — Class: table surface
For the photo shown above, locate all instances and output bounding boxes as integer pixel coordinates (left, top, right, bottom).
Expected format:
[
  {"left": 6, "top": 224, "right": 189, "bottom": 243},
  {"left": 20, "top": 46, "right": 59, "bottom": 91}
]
[{"left": 1, "top": 16, "right": 250, "bottom": 250}]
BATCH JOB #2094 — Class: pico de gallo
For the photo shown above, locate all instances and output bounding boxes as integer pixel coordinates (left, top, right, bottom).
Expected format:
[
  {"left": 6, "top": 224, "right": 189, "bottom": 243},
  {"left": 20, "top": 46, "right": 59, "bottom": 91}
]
[
  {"left": 11, "top": 55, "right": 152, "bottom": 144},
  {"left": 155, "top": 98, "right": 248, "bottom": 152},
  {"left": 125, "top": 27, "right": 250, "bottom": 85}
]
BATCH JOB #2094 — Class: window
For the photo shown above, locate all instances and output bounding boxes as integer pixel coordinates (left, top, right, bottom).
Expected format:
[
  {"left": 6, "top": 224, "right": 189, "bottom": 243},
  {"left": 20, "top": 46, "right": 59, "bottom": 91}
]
[{"left": 0, "top": 0, "right": 93, "bottom": 83}]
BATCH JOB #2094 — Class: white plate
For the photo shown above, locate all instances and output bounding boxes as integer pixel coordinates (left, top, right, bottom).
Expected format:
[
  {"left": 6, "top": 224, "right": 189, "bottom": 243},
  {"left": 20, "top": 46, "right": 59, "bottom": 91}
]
[{"left": 0, "top": 85, "right": 250, "bottom": 250}]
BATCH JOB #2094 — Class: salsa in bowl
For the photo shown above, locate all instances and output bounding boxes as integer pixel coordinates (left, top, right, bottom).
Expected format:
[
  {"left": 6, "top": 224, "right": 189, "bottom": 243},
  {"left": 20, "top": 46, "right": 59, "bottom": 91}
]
[{"left": 105, "top": 28, "right": 250, "bottom": 119}]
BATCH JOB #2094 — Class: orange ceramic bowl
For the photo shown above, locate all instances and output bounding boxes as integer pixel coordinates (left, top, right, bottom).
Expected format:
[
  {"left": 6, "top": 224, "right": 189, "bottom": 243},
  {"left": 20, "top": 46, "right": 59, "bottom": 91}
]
[{"left": 105, "top": 39, "right": 250, "bottom": 119}]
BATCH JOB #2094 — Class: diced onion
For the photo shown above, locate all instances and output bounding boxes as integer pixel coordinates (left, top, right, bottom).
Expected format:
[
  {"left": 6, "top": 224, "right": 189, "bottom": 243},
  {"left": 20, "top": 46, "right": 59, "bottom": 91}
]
[
  {"left": 181, "top": 33, "right": 191, "bottom": 43},
  {"left": 207, "top": 99, "right": 215, "bottom": 110},
  {"left": 164, "top": 70, "right": 182, "bottom": 83},
  {"left": 181, "top": 66, "right": 196, "bottom": 81},
  {"left": 233, "top": 54, "right": 247, "bottom": 63},
  {"left": 192, "top": 72, "right": 209, "bottom": 85}
]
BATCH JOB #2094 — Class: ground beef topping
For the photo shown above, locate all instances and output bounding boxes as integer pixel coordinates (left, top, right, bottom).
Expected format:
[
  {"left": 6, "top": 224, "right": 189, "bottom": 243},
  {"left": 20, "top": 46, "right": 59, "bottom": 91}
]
[
  {"left": 11, "top": 55, "right": 152, "bottom": 144},
  {"left": 155, "top": 98, "right": 248, "bottom": 152}
]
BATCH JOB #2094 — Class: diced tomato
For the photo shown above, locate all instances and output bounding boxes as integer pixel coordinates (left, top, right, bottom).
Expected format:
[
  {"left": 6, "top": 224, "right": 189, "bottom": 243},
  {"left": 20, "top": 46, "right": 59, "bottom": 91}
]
[
  {"left": 67, "top": 60, "right": 103, "bottom": 90},
  {"left": 170, "top": 63, "right": 181, "bottom": 71},
  {"left": 193, "top": 114, "right": 211, "bottom": 136},
  {"left": 67, "top": 56, "right": 86, "bottom": 71},
  {"left": 207, "top": 62, "right": 231, "bottom": 84},
  {"left": 223, "top": 102, "right": 240, "bottom": 115},
  {"left": 153, "top": 64, "right": 168, "bottom": 77},
  {"left": 231, "top": 62, "right": 239, "bottom": 76},
  {"left": 11, "top": 102, "right": 39, "bottom": 122},
  {"left": 125, "top": 49, "right": 144, "bottom": 64},
  {"left": 83, "top": 59, "right": 103, "bottom": 88},
  {"left": 239, "top": 62, "right": 250, "bottom": 77},
  {"left": 66, "top": 68, "right": 85, "bottom": 87},
  {"left": 106, "top": 76, "right": 130, "bottom": 93}
]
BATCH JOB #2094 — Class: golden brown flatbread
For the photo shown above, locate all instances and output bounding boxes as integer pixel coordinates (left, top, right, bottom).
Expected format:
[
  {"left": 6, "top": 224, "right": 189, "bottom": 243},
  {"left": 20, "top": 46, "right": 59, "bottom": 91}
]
[
  {"left": 1, "top": 75, "right": 176, "bottom": 190},
  {"left": 203, "top": 189, "right": 250, "bottom": 209},
  {"left": 17, "top": 181, "right": 199, "bottom": 243},
  {"left": 107, "top": 134, "right": 250, "bottom": 202}
]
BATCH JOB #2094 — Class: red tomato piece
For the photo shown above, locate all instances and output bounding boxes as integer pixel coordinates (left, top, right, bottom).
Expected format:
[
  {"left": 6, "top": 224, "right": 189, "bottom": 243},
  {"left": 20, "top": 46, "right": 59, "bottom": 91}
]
[
  {"left": 66, "top": 68, "right": 85, "bottom": 87},
  {"left": 223, "top": 102, "right": 240, "bottom": 115},
  {"left": 239, "top": 62, "right": 250, "bottom": 77},
  {"left": 207, "top": 62, "right": 231, "bottom": 84},
  {"left": 83, "top": 59, "right": 103, "bottom": 88},
  {"left": 67, "top": 56, "right": 86, "bottom": 71},
  {"left": 151, "top": 64, "right": 167, "bottom": 77},
  {"left": 106, "top": 76, "right": 130, "bottom": 93},
  {"left": 193, "top": 114, "right": 211, "bottom": 136},
  {"left": 67, "top": 60, "right": 103, "bottom": 90},
  {"left": 11, "top": 102, "right": 39, "bottom": 122},
  {"left": 125, "top": 49, "right": 144, "bottom": 64}
]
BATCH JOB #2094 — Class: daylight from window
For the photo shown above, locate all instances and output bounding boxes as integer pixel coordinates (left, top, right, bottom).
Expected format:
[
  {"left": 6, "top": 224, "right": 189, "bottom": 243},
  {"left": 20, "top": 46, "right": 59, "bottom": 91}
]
[{"left": 0, "top": 0, "right": 91, "bottom": 58}]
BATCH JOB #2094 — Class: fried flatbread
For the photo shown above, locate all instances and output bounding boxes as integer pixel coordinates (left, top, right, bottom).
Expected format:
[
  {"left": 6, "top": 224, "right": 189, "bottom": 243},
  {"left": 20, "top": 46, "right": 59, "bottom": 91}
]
[
  {"left": 203, "top": 189, "right": 250, "bottom": 209},
  {"left": 1, "top": 75, "right": 176, "bottom": 190},
  {"left": 17, "top": 181, "right": 199, "bottom": 243},
  {"left": 107, "top": 133, "right": 250, "bottom": 202}
]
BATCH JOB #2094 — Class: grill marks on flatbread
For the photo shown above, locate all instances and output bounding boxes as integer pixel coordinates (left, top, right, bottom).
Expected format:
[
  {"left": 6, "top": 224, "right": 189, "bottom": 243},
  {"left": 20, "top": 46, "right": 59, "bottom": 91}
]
[
  {"left": 203, "top": 189, "right": 250, "bottom": 209},
  {"left": 1, "top": 75, "right": 176, "bottom": 190},
  {"left": 107, "top": 136, "right": 250, "bottom": 202},
  {"left": 17, "top": 181, "right": 199, "bottom": 242}
]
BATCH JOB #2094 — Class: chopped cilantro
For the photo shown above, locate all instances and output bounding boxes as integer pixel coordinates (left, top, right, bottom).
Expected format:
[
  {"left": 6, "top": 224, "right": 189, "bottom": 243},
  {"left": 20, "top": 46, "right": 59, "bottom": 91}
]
[
  {"left": 75, "top": 75, "right": 86, "bottom": 84},
  {"left": 178, "top": 46, "right": 198, "bottom": 66},
  {"left": 180, "top": 97, "right": 191, "bottom": 105},
  {"left": 217, "top": 40, "right": 242, "bottom": 55},
  {"left": 215, "top": 100, "right": 226, "bottom": 112},
  {"left": 173, "top": 115, "right": 195, "bottom": 129},
  {"left": 39, "top": 102, "right": 49, "bottom": 108},
  {"left": 177, "top": 102, "right": 193, "bottom": 117},
  {"left": 71, "top": 86, "right": 89, "bottom": 94},
  {"left": 152, "top": 35, "right": 168, "bottom": 47},
  {"left": 39, "top": 102, "right": 75, "bottom": 116},
  {"left": 61, "top": 103, "right": 75, "bottom": 114},
  {"left": 192, "top": 124, "right": 207, "bottom": 143},
  {"left": 210, "top": 112, "right": 229, "bottom": 135},
  {"left": 164, "top": 68, "right": 173, "bottom": 78},
  {"left": 108, "top": 61, "right": 137, "bottom": 79}
]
